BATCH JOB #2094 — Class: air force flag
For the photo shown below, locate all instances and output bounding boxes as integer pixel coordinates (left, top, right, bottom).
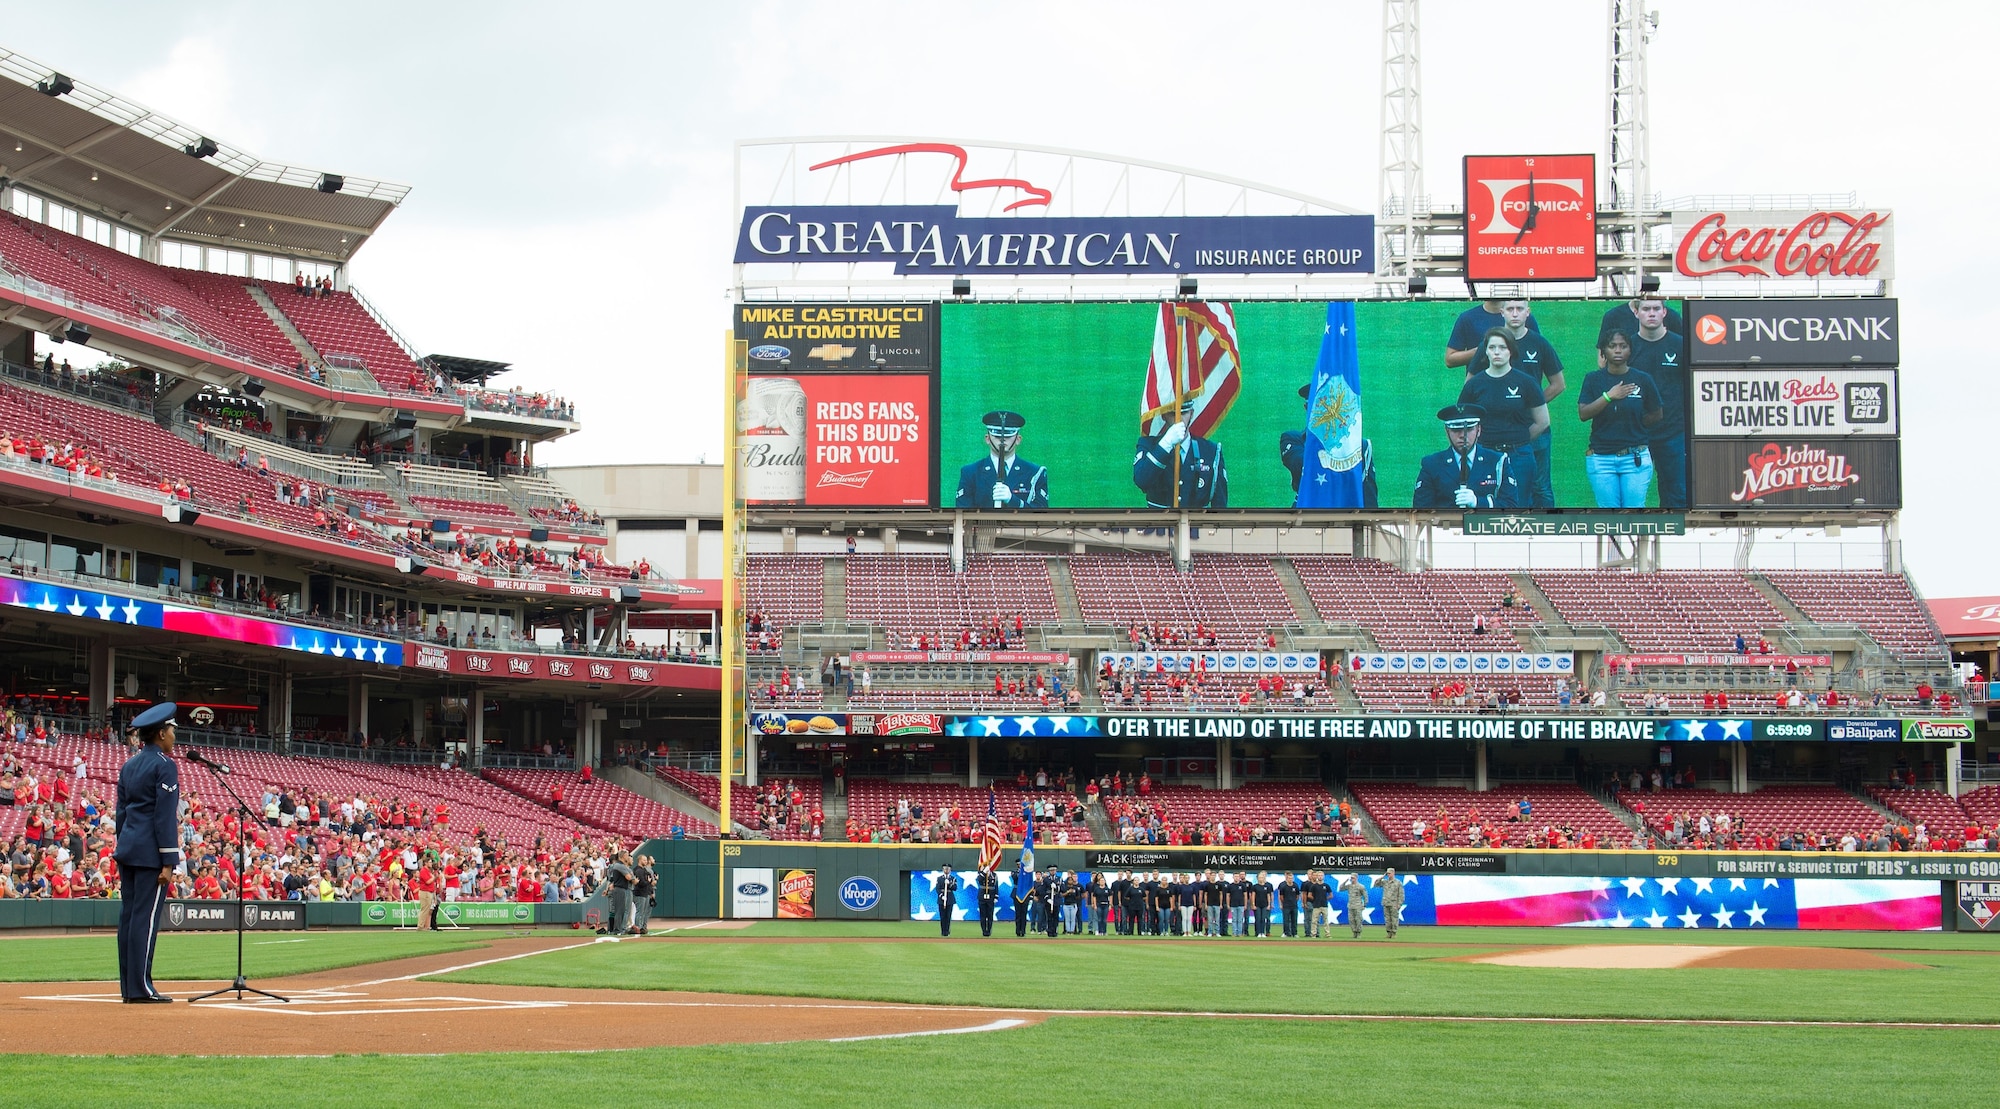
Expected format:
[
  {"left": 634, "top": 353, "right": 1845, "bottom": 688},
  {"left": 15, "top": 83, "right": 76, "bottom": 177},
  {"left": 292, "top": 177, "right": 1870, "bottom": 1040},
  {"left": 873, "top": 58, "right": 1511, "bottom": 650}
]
[{"left": 1297, "top": 301, "right": 1366, "bottom": 508}]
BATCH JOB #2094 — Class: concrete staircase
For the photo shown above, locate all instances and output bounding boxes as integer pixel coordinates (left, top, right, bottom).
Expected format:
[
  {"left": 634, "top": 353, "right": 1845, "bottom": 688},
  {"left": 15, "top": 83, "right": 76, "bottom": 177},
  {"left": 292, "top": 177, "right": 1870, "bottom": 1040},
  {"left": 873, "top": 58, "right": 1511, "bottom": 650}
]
[
  {"left": 1047, "top": 557, "right": 1085, "bottom": 624},
  {"left": 822, "top": 772, "right": 849, "bottom": 840},
  {"left": 245, "top": 282, "right": 323, "bottom": 365},
  {"left": 1510, "top": 572, "right": 1571, "bottom": 630},
  {"left": 1329, "top": 783, "right": 1389, "bottom": 846},
  {"left": 1082, "top": 798, "right": 1116, "bottom": 843},
  {"left": 1272, "top": 558, "right": 1330, "bottom": 635},
  {"left": 822, "top": 556, "right": 847, "bottom": 625}
]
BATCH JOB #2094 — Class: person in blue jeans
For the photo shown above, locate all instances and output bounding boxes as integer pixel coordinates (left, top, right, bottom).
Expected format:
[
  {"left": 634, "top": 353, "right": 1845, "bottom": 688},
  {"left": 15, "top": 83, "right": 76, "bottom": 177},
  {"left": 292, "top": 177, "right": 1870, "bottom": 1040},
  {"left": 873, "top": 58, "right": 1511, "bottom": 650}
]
[
  {"left": 1577, "top": 328, "right": 1663, "bottom": 508},
  {"left": 1226, "top": 873, "right": 1250, "bottom": 937}
]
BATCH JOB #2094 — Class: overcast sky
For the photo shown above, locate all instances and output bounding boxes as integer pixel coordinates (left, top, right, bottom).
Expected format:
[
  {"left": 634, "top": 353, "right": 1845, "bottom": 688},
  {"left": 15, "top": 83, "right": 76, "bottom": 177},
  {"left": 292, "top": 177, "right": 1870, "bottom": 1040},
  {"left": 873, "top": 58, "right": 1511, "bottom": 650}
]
[{"left": 8, "top": 1, "right": 1992, "bottom": 594}]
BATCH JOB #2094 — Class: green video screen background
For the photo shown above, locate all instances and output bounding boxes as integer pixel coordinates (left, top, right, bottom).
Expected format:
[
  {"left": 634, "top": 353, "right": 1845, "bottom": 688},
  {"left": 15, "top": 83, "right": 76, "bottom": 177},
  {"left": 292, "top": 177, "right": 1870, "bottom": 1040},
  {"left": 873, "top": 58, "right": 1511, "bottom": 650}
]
[{"left": 938, "top": 300, "right": 1668, "bottom": 510}]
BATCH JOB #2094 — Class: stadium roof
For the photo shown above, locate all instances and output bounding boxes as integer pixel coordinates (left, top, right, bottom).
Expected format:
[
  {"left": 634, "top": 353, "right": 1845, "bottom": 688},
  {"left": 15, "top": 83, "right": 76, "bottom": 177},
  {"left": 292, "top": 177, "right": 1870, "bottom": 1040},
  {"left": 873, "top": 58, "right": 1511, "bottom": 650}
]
[{"left": 0, "top": 47, "right": 409, "bottom": 263}]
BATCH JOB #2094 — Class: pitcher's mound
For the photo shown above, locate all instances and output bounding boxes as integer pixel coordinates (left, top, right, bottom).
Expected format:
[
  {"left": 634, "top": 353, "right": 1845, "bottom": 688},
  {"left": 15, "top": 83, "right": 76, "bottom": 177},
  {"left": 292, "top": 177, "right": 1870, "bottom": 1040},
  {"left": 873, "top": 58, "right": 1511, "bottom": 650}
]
[{"left": 1455, "top": 945, "right": 1922, "bottom": 970}]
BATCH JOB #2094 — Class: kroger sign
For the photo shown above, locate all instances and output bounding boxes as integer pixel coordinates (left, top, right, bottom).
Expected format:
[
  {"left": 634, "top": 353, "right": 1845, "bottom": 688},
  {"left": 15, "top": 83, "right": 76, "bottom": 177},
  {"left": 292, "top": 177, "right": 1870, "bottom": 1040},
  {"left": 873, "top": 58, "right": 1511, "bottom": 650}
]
[{"left": 1349, "top": 652, "right": 1574, "bottom": 676}]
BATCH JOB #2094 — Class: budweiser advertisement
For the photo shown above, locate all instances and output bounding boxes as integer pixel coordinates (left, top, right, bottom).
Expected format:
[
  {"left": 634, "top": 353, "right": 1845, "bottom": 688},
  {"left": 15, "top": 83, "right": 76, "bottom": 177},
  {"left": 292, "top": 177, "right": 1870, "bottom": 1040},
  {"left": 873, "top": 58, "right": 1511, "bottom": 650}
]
[
  {"left": 1691, "top": 438, "right": 1900, "bottom": 510},
  {"left": 734, "top": 302, "right": 936, "bottom": 374},
  {"left": 1685, "top": 298, "right": 1899, "bottom": 366},
  {"left": 1462, "top": 154, "right": 1597, "bottom": 281},
  {"left": 1691, "top": 369, "right": 1898, "bottom": 437},
  {"left": 1672, "top": 209, "right": 1893, "bottom": 281},
  {"left": 738, "top": 372, "right": 933, "bottom": 506}
]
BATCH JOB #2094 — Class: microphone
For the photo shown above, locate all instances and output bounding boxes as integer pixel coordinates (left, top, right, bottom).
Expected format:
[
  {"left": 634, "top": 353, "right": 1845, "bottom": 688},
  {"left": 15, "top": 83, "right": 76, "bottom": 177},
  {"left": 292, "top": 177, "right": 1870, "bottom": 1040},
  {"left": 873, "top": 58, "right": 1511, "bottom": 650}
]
[{"left": 187, "top": 748, "right": 232, "bottom": 776}]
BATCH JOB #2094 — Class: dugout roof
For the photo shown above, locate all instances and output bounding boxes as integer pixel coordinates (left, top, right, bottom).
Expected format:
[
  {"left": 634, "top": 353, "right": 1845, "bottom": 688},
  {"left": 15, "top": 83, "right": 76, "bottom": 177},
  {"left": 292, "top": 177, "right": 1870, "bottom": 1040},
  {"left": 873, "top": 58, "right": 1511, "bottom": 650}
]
[{"left": 0, "top": 47, "right": 409, "bottom": 263}]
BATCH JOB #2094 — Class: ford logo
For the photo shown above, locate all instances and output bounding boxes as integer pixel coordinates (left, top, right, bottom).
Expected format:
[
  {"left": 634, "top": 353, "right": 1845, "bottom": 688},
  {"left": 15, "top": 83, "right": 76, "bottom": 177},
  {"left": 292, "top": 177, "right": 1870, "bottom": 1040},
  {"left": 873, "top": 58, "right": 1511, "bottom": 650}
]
[
  {"left": 748, "top": 345, "right": 789, "bottom": 361},
  {"left": 737, "top": 882, "right": 770, "bottom": 897},
  {"left": 838, "top": 876, "right": 882, "bottom": 911}
]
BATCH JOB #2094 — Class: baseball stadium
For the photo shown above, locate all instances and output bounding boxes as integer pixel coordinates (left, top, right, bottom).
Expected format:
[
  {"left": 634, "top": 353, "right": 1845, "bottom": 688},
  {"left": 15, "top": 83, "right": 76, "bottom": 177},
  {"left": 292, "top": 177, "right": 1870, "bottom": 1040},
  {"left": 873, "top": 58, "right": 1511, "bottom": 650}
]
[{"left": 2, "top": 6, "right": 1998, "bottom": 1106}]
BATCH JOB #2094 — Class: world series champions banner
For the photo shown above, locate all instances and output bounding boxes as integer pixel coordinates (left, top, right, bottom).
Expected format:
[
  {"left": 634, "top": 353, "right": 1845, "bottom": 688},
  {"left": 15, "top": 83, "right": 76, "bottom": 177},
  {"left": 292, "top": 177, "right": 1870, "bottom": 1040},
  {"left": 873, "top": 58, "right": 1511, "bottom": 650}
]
[{"left": 938, "top": 298, "right": 1693, "bottom": 512}]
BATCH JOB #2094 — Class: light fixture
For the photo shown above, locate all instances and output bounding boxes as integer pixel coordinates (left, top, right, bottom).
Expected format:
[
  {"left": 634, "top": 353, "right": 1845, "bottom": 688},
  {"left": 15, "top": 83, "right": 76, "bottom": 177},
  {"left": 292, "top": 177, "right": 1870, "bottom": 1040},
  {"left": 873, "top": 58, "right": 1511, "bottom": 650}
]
[
  {"left": 951, "top": 278, "right": 971, "bottom": 297},
  {"left": 1177, "top": 276, "right": 1198, "bottom": 298},
  {"left": 1639, "top": 273, "right": 1661, "bottom": 293},
  {"left": 1406, "top": 274, "right": 1428, "bottom": 296},
  {"left": 164, "top": 203, "right": 173, "bottom": 211},
  {"left": 239, "top": 220, "right": 246, "bottom": 228},
  {"left": 89, "top": 171, "right": 97, "bottom": 181}
]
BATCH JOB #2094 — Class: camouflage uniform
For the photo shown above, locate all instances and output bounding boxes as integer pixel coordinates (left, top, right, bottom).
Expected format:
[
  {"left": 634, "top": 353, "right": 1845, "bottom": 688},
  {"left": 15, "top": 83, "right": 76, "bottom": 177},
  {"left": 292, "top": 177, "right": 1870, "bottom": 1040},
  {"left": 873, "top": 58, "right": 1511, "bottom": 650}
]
[
  {"left": 1339, "top": 875, "right": 1369, "bottom": 938},
  {"left": 1373, "top": 872, "right": 1406, "bottom": 938}
]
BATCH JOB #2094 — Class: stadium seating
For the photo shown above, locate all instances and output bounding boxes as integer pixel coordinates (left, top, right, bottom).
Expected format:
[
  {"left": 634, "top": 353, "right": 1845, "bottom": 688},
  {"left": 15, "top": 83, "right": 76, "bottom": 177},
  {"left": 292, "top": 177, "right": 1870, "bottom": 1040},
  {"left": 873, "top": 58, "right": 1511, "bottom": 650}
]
[
  {"left": 1350, "top": 782, "right": 1632, "bottom": 847},
  {"left": 0, "top": 380, "right": 395, "bottom": 549},
  {"left": 483, "top": 769, "right": 717, "bottom": 838},
  {"left": 1762, "top": 572, "right": 1949, "bottom": 661},
  {"left": 1532, "top": 571, "right": 1783, "bottom": 653},
  {"left": 1959, "top": 785, "right": 2000, "bottom": 829},
  {"left": 0, "top": 216, "right": 295, "bottom": 368},
  {"left": 846, "top": 778, "right": 1094, "bottom": 843},
  {"left": 744, "top": 553, "right": 824, "bottom": 628},
  {"left": 1120, "top": 782, "right": 1338, "bottom": 835},
  {"left": 408, "top": 495, "right": 531, "bottom": 528},
  {"left": 1291, "top": 556, "right": 1541, "bottom": 649},
  {"left": 844, "top": 553, "right": 1059, "bottom": 644},
  {"left": 1617, "top": 785, "right": 1887, "bottom": 844},
  {"left": 256, "top": 281, "right": 428, "bottom": 392},
  {"left": 1069, "top": 552, "right": 1294, "bottom": 646},
  {"left": 1867, "top": 786, "right": 1973, "bottom": 833}
]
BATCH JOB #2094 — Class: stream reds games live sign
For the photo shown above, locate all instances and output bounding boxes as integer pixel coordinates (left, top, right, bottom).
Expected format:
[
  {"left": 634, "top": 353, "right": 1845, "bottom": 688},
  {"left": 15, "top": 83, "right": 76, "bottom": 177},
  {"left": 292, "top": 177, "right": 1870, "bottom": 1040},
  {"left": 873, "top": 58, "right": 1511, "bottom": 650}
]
[{"left": 1463, "top": 154, "right": 1597, "bottom": 281}]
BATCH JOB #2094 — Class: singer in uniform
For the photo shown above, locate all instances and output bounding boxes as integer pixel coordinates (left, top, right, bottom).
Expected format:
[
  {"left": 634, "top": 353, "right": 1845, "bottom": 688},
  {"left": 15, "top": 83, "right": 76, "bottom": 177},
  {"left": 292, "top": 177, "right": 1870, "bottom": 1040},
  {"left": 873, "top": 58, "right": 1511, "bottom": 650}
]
[
  {"left": 955, "top": 410, "right": 1049, "bottom": 509},
  {"left": 1412, "top": 403, "right": 1525, "bottom": 510},
  {"left": 932, "top": 867, "right": 961, "bottom": 937},
  {"left": 115, "top": 701, "right": 182, "bottom": 1003}
]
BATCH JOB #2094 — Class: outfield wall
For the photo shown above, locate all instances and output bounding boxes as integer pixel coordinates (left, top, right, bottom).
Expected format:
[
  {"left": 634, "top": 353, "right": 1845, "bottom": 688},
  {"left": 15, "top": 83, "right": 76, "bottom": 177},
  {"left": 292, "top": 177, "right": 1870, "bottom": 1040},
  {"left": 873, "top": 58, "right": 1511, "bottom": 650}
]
[
  {"left": 0, "top": 899, "right": 584, "bottom": 930},
  {"left": 628, "top": 840, "right": 2000, "bottom": 932}
]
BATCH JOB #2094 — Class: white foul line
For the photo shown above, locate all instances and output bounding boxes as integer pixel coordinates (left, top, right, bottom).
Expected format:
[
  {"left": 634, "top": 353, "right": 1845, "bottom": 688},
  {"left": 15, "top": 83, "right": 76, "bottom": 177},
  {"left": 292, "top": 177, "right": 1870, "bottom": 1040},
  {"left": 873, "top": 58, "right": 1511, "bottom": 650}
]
[{"left": 829, "top": 1018, "right": 1029, "bottom": 1041}]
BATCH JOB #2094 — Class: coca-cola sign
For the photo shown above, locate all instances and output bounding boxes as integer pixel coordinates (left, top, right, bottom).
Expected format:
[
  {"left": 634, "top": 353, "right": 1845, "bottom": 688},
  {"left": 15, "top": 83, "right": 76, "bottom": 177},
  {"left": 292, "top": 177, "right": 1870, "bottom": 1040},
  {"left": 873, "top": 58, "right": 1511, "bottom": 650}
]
[
  {"left": 1672, "top": 210, "right": 1894, "bottom": 281},
  {"left": 1692, "top": 438, "right": 1900, "bottom": 510}
]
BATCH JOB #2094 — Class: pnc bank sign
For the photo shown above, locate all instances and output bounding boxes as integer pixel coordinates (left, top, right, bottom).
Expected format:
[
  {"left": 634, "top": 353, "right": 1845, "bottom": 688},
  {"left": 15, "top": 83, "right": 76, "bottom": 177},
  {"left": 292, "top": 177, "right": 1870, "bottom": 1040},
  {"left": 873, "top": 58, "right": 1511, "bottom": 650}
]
[{"left": 735, "top": 142, "right": 1372, "bottom": 276}]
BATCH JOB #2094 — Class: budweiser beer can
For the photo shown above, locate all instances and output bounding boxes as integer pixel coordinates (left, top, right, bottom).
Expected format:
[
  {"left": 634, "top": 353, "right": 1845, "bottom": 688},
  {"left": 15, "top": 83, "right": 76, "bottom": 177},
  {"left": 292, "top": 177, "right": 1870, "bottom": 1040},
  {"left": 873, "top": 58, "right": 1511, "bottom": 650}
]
[{"left": 737, "top": 377, "right": 807, "bottom": 503}]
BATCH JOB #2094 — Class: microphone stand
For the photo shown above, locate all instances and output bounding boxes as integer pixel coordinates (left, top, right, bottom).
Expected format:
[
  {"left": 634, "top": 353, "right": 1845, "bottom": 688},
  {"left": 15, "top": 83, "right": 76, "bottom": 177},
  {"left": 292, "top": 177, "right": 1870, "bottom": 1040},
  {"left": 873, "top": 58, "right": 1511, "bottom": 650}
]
[{"left": 188, "top": 752, "right": 289, "bottom": 1004}]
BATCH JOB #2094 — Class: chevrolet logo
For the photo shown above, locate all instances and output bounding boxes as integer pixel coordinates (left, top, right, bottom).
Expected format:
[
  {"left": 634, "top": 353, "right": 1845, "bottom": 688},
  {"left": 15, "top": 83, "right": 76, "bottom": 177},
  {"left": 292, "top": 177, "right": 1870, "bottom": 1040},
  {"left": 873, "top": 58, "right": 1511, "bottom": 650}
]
[{"left": 808, "top": 344, "right": 856, "bottom": 361}]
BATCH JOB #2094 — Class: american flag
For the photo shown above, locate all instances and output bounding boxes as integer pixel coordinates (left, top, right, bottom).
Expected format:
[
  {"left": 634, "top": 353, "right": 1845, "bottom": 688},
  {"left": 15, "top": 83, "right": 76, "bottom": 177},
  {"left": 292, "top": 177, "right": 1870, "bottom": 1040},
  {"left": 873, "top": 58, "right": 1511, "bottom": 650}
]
[
  {"left": 1140, "top": 301, "right": 1242, "bottom": 438},
  {"left": 977, "top": 790, "right": 1002, "bottom": 873}
]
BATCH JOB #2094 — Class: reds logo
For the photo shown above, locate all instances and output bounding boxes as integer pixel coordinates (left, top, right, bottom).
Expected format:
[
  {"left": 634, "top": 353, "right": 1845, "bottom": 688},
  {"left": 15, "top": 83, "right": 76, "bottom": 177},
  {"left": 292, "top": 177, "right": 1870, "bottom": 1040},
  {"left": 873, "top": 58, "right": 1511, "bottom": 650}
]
[{"left": 809, "top": 142, "right": 1052, "bottom": 211}]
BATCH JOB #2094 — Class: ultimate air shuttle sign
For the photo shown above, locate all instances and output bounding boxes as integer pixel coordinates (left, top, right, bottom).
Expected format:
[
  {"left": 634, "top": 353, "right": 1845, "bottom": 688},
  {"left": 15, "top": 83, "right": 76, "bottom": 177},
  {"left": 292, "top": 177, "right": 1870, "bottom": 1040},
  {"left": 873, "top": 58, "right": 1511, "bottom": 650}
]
[{"left": 735, "top": 205, "right": 1374, "bottom": 275}]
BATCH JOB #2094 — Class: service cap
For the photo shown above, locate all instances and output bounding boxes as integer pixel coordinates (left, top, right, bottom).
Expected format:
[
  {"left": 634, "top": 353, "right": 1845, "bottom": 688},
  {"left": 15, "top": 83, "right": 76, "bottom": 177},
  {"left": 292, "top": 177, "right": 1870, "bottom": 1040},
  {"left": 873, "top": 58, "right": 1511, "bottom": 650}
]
[{"left": 1436, "top": 403, "right": 1485, "bottom": 430}]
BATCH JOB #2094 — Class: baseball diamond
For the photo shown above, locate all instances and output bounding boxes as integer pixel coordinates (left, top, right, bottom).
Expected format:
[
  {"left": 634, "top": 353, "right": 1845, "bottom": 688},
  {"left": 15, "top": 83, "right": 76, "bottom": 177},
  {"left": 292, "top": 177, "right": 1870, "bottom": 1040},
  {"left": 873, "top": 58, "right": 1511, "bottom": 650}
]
[{"left": 0, "top": 7, "right": 1992, "bottom": 1107}]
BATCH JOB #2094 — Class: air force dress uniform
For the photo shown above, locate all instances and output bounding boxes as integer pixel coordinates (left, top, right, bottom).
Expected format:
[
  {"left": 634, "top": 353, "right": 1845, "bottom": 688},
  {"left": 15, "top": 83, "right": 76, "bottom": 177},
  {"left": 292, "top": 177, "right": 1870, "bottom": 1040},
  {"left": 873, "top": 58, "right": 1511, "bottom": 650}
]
[
  {"left": 115, "top": 701, "right": 183, "bottom": 1002},
  {"left": 1133, "top": 423, "right": 1227, "bottom": 509},
  {"left": 955, "top": 411, "right": 1049, "bottom": 509},
  {"left": 1412, "top": 404, "right": 1525, "bottom": 510},
  {"left": 932, "top": 869, "right": 962, "bottom": 936}
]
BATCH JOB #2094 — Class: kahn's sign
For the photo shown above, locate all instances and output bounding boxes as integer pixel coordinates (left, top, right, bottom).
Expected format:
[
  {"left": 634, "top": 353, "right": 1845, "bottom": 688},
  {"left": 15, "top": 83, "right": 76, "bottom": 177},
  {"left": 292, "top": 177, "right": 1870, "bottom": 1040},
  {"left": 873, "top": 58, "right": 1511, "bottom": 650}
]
[
  {"left": 1672, "top": 210, "right": 1893, "bottom": 281},
  {"left": 1685, "top": 299, "right": 1899, "bottom": 366},
  {"left": 1691, "top": 370, "right": 1898, "bottom": 437},
  {"left": 734, "top": 205, "right": 1374, "bottom": 275}
]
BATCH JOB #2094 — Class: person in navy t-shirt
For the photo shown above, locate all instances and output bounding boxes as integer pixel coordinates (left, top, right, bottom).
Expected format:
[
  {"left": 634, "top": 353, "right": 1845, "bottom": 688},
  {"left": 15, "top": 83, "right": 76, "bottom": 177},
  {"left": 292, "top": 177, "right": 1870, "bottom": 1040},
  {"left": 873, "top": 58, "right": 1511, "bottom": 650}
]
[
  {"left": 1457, "top": 329, "right": 1549, "bottom": 483},
  {"left": 1577, "top": 328, "right": 1663, "bottom": 508},
  {"left": 1446, "top": 299, "right": 1539, "bottom": 370},
  {"left": 1467, "top": 299, "right": 1566, "bottom": 507},
  {"left": 1625, "top": 297, "right": 1687, "bottom": 509}
]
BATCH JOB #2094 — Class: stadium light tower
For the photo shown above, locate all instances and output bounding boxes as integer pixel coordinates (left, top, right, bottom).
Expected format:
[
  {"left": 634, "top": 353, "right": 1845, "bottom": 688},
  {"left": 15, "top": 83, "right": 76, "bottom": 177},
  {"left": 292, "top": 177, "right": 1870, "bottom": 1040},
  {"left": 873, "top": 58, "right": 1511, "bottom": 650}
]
[
  {"left": 1377, "top": 0, "right": 1424, "bottom": 279},
  {"left": 1605, "top": 0, "right": 1657, "bottom": 293}
]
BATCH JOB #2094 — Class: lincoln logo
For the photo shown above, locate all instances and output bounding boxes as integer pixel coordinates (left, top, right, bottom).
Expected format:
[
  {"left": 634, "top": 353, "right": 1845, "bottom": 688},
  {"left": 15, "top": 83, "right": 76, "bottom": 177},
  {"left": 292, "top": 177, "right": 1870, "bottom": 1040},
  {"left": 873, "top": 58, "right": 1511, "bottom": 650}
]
[{"left": 1731, "top": 443, "right": 1862, "bottom": 501}]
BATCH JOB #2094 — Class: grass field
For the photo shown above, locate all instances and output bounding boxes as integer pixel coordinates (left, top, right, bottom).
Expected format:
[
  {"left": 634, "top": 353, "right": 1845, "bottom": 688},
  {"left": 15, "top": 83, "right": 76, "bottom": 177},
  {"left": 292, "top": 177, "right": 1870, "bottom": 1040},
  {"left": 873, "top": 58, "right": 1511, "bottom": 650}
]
[
  {"left": 441, "top": 922, "right": 2000, "bottom": 1024},
  {"left": 0, "top": 1018, "right": 1983, "bottom": 1108},
  {"left": 3, "top": 923, "right": 1995, "bottom": 1107},
  {"left": 0, "top": 928, "right": 514, "bottom": 981}
]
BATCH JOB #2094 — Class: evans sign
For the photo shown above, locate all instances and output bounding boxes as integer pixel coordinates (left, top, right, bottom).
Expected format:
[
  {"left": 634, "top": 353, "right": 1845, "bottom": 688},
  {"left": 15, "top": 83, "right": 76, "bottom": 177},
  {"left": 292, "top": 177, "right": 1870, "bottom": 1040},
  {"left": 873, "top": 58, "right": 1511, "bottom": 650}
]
[{"left": 734, "top": 205, "right": 1373, "bottom": 275}]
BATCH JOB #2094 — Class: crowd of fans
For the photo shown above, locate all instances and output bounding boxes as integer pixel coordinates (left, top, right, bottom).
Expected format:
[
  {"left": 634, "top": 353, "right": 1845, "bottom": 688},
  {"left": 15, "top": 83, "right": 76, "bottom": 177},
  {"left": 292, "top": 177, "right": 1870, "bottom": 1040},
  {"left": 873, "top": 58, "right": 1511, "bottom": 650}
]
[
  {"left": 527, "top": 498, "right": 601, "bottom": 527},
  {"left": 1405, "top": 803, "right": 1622, "bottom": 851},
  {"left": 0, "top": 716, "right": 634, "bottom": 903},
  {"left": 748, "top": 779, "right": 823, "bottom": 839},
  {"left": 458, "top": 386, "right": 576, "bottom": 423},
  {"left": 1095, "top": 774, "right": 1366, "bottom": 847}
]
